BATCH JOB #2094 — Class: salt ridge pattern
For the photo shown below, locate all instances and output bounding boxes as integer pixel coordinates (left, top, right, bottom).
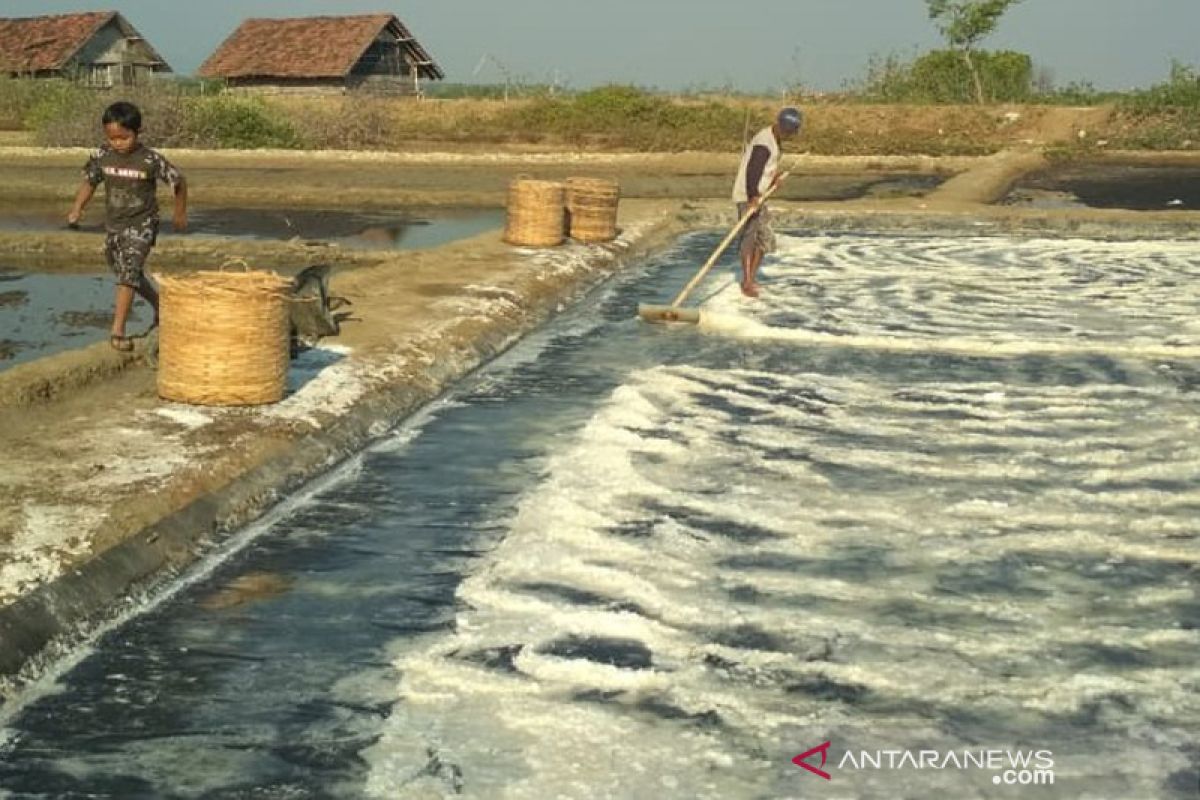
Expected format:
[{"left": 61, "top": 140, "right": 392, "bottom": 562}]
[{"left": 368, "top": 233, "right": 1199, "bottom": 799}]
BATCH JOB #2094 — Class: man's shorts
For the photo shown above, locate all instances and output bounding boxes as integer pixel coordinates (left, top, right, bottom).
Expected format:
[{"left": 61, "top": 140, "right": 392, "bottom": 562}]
[
  {"left": 105, "top": 218, "right": 158, "bottom": 287},
  {"left": 736, "top": 202, "right": 776, "bottom": 262}
]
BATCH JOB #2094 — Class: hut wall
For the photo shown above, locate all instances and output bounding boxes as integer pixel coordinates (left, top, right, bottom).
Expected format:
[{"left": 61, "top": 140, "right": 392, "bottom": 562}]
[
  {"left": 347, "top": 34, "right": 417, "bottom": 94},
  {"left": 226, "top": 77, "right": 347, "bottom": 94},
  {"left": 72, "top": 20, "right": 167, "bottom": 86}
]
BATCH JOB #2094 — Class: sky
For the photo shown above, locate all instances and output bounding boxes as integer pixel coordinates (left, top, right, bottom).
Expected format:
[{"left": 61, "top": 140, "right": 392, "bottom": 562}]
[{"left": 5, "top": 0, "right": 1198, "bottom": 93}]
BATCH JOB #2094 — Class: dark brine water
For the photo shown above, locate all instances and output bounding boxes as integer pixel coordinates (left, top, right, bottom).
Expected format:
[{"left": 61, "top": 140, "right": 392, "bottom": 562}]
[
  {"left": 0, "top": 232, "right": 1197, "bottom": 799},
  {"left": 0, "top": 206, "right": 504, "bottom": 250},
  {"left": 0, "top": 271, "right": 151, "bottom": 369}
]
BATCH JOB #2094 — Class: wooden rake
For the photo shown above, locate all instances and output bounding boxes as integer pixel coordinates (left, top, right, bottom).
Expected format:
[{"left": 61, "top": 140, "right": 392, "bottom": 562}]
[{"left": 637, "top": 170, "right": 790, "bottom": 324}]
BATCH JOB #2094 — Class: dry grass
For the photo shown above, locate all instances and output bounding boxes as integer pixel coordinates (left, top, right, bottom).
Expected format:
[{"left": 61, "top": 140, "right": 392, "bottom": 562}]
[
  {"left": 0, "top": 130, "right": 33, "bottom": 146},
  {"left": 266, "top": 94, "right": 1019, "bottom": 155},
  {"left": 264, "top": 91, "right": 1187, "bottom": 154},
  {"left": 3, "top": 75, "right": 1172, "bottom": 155},
  {"left": 271, "top": 96, "right": 517, "bottom": 147}
]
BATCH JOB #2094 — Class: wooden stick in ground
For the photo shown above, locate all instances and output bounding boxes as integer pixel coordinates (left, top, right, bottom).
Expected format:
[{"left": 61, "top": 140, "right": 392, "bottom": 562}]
[{"left": 669, "top": 170, "right": 791, "bottom": 309}]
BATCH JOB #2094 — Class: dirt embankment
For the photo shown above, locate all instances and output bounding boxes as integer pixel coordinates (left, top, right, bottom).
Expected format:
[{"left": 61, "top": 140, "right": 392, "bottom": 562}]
[{"left": 0, "top": 146, "right": 971, "bottom": 211}]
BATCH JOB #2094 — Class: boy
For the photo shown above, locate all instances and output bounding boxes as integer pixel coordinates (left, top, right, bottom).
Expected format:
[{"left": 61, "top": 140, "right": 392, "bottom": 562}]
[
  {"left": 67, "top": 101, "right": 187, "bottom": 351},
  {"left": 731, "top": 106, "right": 802, "bottom": 297}
]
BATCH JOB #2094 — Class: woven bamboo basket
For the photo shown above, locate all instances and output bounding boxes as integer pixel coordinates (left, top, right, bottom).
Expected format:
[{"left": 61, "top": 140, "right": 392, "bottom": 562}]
[
  {"left": 504, "top": 178, "right": 565, "bottom": 247},
  {"left": 565, "top": 177, "right": 620, "bottom": 243},
  {"left": 156, "top": 264, "right": 292, "bottom": 406}
]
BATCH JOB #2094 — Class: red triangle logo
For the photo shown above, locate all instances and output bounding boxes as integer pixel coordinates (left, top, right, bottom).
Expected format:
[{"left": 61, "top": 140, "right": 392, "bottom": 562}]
[{"left": 792, "top": 741, "right": 832, "bottom": 780}]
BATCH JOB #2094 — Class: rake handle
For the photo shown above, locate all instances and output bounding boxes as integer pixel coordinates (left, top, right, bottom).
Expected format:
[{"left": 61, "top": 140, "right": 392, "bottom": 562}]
[{"left": 670, "top": 170, "right": 790, "bottom": 308}]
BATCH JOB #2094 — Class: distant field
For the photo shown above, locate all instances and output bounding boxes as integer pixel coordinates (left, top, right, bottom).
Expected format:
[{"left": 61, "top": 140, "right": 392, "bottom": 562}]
[
  {"left": 1, "top": 76, "right": 1194, "bottom": 155},
  {"left": 264, "top": 95, "right": 1079, "bottom": 156},
  {"left": 0, "top": 130, "right": 32, "bottom": 146}
]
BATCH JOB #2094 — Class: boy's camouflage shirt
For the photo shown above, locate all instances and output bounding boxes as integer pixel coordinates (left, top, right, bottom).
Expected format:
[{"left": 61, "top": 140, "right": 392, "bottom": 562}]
[{"left": 83, "top": 144, "right": 183, "bottom": 232}]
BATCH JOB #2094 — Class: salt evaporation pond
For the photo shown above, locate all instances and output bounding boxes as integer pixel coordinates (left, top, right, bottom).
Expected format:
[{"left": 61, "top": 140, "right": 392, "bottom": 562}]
[
  {"left": 0, "top": 270, "right": 152, "bottom": 368},
  {"left": 0, "top": 231, "right": 1197, "bottom": 799},
  {"left": 1007, "top": 163, "right": 1200, "bottom": 211},
  {"left": 0, "top": 205, "right": 505, "bottom": 251}
]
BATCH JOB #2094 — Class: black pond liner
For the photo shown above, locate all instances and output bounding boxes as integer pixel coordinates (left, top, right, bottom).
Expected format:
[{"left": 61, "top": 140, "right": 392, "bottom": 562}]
[{"left": 780, "top": 172, "right": 946, "bottom": 202}]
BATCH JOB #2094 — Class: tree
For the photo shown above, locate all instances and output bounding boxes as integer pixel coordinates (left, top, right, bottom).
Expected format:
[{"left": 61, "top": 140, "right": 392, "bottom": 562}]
[{"left": 926, "top": 0, "right": 1022, "bottom": 103}]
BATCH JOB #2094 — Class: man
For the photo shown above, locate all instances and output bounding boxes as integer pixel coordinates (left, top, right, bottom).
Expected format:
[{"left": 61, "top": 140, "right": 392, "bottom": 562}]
[{"left": 731, "top": 106, "right": 803, "bottom": 297}]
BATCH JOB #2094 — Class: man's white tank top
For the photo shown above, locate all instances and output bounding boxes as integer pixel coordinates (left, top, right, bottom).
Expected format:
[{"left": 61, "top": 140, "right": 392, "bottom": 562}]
[{"left": 731, "top": 126, "right": 780, "bottom": 203}]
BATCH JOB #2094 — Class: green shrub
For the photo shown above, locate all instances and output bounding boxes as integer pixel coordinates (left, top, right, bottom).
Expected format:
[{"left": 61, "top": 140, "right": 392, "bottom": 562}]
[
  {"left": 29, "top": 82, "right": 198, "bottom": 147},
  {"left": 572, "top": 84, "right": 661, "bottom": 120},
  {"left": 27, "top": 83, "right": 115, "bottom": 146},
  {"left": 1030, "top": 80, "right": 1120, "bottom": 106},
  {"left": 0, "top": 76, "right": 71, "bottom": 129},
  {"left": 183, "top": 95, "right": 303, "bottom": 149},
  {"left": 1120, "top": 62, "right": 1200, "bottom": 115},
  {"left": 503, "top": 84, "right": 750, "bottom": 150},
  {"left": 23, "top": 83, "right": 303, "bottom": 149},
  {"left": 909, "top": 51, "right": 973, "bottom": 102},
  {"left": 859, "top": 49, "right": 1032, "bottom": 103},
  {"left": 424, "top": 82, "right": 555, "bottom": 100},
  {"left": 1110, "top": 62, "right": 1200, "bottom": 150},
  {"left": 20, "top": 79, "right": 92, "bottom": 134},
  {"left": 853, "top": 53, "right": 917, "bottom": 103}
]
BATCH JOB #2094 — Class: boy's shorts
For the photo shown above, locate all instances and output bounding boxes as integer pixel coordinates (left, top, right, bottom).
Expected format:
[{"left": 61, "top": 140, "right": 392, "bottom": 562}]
[
  {"left": 736, "top": 202, "right": 776, "bottom": 262},
  {"left": 105, "top": 218, "right": 158, "bottom": 287}
]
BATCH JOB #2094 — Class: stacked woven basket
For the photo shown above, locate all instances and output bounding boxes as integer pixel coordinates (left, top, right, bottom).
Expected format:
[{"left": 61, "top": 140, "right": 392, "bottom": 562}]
[
  {"left": 156, "top": 265, "right": 292, "bottom": 406},
  {"left": 565, "top": 177, "right": 620, "bottom": 243},
  {"left": 503, "top": 179, "right": 566, "bottom": 247},
  {"left": 504, "top": 176, "right": 620, "bottom": 247}
]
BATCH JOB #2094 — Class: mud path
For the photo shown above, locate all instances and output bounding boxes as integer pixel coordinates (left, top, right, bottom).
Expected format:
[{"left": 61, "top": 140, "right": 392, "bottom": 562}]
[{"left": 0, "top": 147, "right": 966, "bottom": 214}]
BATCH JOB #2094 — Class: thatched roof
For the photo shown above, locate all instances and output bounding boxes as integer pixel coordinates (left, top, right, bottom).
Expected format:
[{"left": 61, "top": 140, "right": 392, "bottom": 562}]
[{"left": 198, "top": 14, "right": 443, "bottom": 81}]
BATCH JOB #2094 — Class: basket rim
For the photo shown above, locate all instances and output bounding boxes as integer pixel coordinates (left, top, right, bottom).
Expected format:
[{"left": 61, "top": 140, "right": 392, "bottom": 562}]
[
  {"left": 157, "top": 269, "right": 289, "bottom": 281},
  {"left": 157, "top": 271, "right": 292, "bottom": 297}
]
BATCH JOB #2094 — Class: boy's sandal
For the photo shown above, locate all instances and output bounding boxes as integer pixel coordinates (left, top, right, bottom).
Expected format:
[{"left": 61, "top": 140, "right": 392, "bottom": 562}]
[{"left": 110, "top": 335, "right": 134, "bottom": 352}]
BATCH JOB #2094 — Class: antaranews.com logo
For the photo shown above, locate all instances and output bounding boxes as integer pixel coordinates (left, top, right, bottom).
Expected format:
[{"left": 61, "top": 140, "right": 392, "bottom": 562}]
[{"left": 794, "top": 741, "right": 1055, "bottom": 787}]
